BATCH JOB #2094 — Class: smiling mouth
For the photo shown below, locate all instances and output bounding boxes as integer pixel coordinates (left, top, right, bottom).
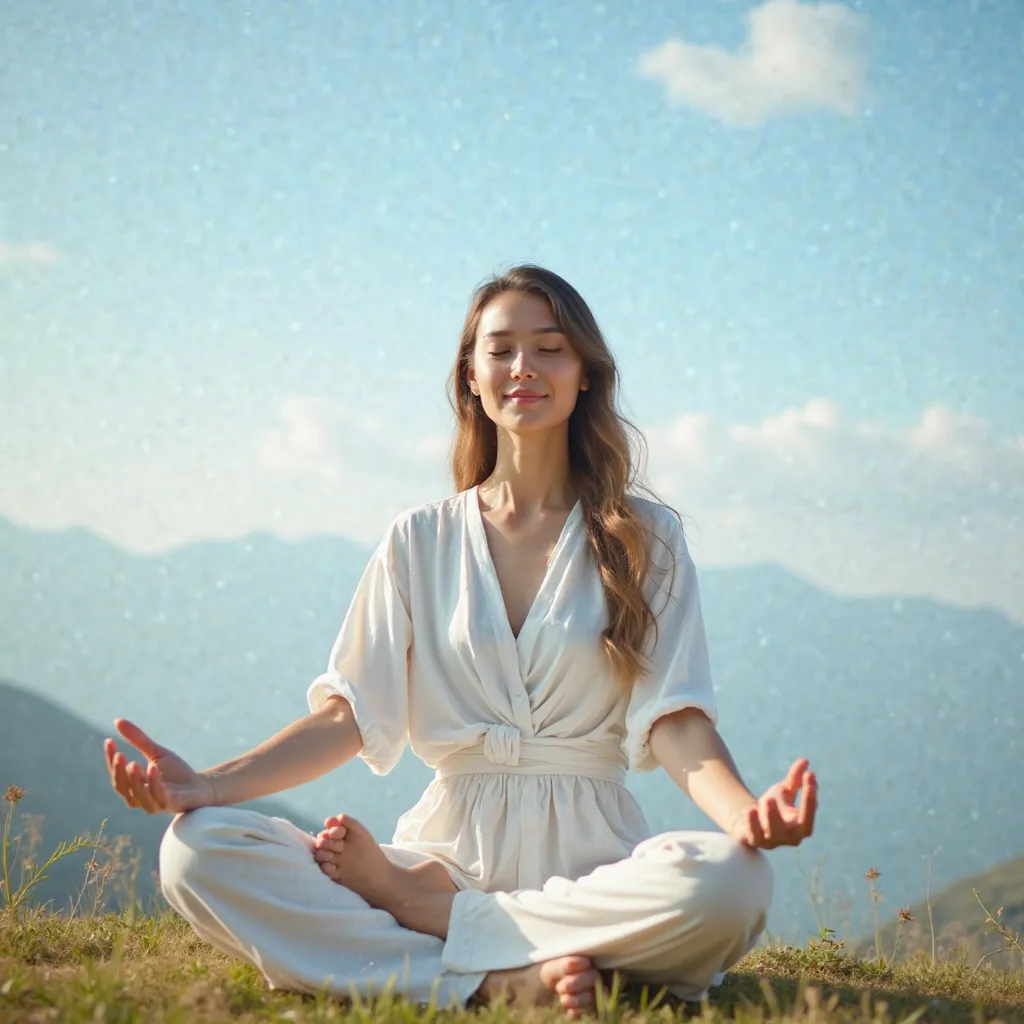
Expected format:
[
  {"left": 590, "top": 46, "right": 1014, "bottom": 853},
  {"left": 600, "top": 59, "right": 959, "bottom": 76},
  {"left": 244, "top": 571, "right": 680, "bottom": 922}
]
[{"left": 506, "top": 393, "right": 545, "bottom": 402}]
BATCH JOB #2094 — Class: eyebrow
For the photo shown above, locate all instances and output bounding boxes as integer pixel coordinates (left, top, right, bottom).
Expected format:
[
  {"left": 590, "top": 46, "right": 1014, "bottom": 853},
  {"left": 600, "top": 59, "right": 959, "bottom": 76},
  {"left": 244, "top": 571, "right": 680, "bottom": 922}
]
[{"left": 481, "top": 326, "right": 565, "bottom": 339}]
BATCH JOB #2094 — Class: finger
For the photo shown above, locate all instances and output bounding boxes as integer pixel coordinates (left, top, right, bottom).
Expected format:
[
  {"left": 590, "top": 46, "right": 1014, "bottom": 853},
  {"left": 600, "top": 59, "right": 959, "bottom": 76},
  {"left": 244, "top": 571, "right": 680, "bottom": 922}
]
[
  {"left": 127, "top": 761, "right": 158, "bottom": 813},
  {"left": 761, "top": 797, "right": 783, "bottom": 842},
  {"left": 748, "top": 805, "right": 767, "bottom": 848},
  {"left": 112, "top": 754, "right": 139, "bottom": 807},
  {"left": 802, "top": 772, "right": 818, "bottom": 835},
  {"left": 148, "top": 763, "right": 170, "bottom": 810},
  {"left": 782, "top": 758, "right": 809, "bottom": 797},
  {"left": 104, "top": 738, "right": 118, "bottom": 777},
  {"left": 114, "top": 719, "right": 168, "bottom": 762}
]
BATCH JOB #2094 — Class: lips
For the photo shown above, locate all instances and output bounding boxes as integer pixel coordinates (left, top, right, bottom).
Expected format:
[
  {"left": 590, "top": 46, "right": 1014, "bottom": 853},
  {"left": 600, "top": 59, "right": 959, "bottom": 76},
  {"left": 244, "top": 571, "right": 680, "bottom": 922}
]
[{"left": 505, "top": 391, "right": 545, "bottom": 402}]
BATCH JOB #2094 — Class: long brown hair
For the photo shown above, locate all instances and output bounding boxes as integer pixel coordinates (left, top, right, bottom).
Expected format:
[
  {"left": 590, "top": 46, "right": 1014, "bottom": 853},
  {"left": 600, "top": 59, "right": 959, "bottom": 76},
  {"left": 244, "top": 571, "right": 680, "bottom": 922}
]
[{"left": 447, "top": 264, "right": 671, "bottom": 688}]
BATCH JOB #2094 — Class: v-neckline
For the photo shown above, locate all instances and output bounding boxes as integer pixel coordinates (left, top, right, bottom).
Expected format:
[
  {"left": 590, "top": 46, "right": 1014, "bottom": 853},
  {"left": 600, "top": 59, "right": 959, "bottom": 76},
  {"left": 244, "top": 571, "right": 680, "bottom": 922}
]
[{"left": 467, "top": 485, "right": 582, "bottom": 647}]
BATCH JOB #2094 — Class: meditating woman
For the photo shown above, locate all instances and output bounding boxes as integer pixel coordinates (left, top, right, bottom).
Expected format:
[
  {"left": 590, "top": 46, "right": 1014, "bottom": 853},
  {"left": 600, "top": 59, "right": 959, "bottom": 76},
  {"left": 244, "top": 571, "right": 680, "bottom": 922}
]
[{"left": 104, "top": 265, "right": 817, "bottom": 1018}]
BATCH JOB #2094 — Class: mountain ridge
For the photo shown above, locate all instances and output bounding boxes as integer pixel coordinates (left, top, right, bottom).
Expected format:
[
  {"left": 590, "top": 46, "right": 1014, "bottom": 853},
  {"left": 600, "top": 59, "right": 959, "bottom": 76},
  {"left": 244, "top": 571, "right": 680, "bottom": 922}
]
[
  {"left": 0, "top": 678, "right": 318, "bottom": 912},
  {"left": 2, "top": 515, "right": 1021, "bottom": 941}
]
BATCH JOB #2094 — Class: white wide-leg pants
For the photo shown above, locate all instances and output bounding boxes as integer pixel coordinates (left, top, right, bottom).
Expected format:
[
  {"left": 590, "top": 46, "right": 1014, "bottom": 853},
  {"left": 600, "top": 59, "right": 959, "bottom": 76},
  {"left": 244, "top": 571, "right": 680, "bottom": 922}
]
[{"left": 159, "top": 807, "right": 772, "bottom": 1007}]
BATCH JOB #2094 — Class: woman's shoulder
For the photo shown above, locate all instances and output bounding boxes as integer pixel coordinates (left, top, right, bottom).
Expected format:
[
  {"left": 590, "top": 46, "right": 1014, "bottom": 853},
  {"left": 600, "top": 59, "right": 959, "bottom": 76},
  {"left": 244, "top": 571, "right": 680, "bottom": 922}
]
[
  {"left": 627, "top": 494, "right": 687, "bottom": 546},
  {"left": 379, "top": 490, "right": 470, "bottom": 547}
]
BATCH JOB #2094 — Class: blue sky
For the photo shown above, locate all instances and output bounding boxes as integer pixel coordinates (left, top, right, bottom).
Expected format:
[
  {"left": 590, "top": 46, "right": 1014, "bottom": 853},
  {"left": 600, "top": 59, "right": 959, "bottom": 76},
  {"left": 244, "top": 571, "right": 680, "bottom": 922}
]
[{"left": 3, "top": 0, "right": 1022, "bottom": 620}]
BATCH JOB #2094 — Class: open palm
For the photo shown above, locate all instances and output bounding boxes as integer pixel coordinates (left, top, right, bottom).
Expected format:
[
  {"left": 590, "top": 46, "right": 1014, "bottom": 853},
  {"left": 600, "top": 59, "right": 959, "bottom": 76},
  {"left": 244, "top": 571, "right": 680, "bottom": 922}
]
[
  {"left": 731, "top": 758, "right": 817, "bottom": 850},
  {"left": 104, "top": 719, "right": 215, "bottom": 815}
]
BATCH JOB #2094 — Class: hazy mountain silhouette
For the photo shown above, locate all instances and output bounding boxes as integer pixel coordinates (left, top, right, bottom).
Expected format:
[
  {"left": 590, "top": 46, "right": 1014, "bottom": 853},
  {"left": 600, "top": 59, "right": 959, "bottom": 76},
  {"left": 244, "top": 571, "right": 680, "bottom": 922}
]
[
  {"left": 0, "top": 679, "right": 317, "bottom": 912},
  {"left": 856, "top": 853, "right": 1024, "bottom": 968},
  {"left": 1, "top": 516, "right": 1021, "bottom": 939}
]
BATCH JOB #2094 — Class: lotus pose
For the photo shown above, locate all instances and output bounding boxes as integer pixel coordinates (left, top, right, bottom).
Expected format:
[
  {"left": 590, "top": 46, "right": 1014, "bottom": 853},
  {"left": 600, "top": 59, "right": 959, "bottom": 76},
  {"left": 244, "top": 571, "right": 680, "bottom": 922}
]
[{"left": 105, "top": 265, "right": 817, "bottom": 1018}]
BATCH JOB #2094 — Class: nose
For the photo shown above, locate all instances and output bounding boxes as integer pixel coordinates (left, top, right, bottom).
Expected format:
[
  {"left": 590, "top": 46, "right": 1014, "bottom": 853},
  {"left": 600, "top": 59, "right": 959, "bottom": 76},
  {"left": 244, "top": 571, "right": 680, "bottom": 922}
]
[{"left": 510, "top": 349, "right": 537, "bottom": 380}]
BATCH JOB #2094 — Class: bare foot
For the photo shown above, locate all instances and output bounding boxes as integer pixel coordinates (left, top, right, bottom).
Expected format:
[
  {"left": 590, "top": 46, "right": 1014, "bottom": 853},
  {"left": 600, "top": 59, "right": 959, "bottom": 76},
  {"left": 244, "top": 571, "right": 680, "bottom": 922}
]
[
  {"left": 314, "top": 818, "right": 605, "bottom": 1017},
  {"left": 478, "top": 955, "right": 605, "bottom": 1020},
  {"left": 313, "top": 814, "right": 457, "bottom": 938}
]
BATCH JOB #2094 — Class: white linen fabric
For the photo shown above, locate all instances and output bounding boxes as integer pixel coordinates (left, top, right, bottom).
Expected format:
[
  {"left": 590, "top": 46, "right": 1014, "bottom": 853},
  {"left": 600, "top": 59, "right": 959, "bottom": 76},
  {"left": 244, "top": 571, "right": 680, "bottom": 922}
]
[
  {"left": 159, "top": 486, "right": 771, "bottom": 1004},
  {"left": 307, "top": 487, "right": 719, "bottom": 892}
]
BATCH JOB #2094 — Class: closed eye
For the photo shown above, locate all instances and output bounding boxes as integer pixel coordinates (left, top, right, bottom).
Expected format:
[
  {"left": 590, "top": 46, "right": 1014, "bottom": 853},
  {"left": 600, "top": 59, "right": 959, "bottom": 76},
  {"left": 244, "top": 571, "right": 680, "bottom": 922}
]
[{"left": 486, "top": 345, "right": 565, "bottom": 357}]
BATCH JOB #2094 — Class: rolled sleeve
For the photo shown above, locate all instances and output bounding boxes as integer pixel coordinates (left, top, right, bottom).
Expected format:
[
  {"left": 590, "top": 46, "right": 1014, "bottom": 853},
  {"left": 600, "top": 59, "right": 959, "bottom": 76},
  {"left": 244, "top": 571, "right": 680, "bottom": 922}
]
[
  {"left": 624, "top": 509, "right": 718, "bottom": 773},
  {"left": 307, "top": 519, "right": 412, "bottom": 775}
]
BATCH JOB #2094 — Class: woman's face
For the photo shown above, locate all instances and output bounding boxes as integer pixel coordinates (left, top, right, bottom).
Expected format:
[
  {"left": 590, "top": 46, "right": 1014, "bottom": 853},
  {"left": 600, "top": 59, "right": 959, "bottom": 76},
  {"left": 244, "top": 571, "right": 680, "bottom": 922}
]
[{"left": 468, "top": 291, "right": 588, "bottom": 436}]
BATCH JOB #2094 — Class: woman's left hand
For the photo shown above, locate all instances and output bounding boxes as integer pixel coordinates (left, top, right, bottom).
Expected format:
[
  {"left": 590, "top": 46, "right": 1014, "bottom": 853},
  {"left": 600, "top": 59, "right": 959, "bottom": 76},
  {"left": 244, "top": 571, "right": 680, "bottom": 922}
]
[{"left": 730, "top": 758, "right": 817, "bottom": 850}]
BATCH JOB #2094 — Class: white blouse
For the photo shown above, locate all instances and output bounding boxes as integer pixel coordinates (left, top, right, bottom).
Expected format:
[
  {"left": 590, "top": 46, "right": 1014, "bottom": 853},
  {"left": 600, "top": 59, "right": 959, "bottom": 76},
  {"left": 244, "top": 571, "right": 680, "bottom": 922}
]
[{"left": 307, "top": 486, "right": 717, "bottom": 894}]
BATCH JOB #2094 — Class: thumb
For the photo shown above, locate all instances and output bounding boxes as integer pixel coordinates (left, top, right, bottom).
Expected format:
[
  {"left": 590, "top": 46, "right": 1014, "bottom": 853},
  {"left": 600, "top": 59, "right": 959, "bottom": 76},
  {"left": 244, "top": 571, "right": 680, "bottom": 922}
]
[
  {"left": 782, "top": 758, "right": 809, "bottom": 796},
  {"left": 114, "top": 719, "right": 169, "bottom": 761}
]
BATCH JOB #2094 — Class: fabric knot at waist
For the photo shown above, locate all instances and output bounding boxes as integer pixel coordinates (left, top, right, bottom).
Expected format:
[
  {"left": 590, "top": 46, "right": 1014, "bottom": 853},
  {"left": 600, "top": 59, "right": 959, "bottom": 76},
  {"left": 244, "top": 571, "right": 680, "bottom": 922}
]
[
  {"left": 482, "top": 723, "right": 521, "bottom": 766},
  {"left": 437, "top": 725, "right": 627, "bottom": 784}
]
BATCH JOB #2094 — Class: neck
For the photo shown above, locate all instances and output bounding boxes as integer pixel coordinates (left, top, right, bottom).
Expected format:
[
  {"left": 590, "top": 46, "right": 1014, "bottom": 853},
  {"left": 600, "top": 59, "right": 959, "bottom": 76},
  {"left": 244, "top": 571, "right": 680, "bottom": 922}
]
[{"left": 481, "top": 426, "right": 576, "bottom": 514}]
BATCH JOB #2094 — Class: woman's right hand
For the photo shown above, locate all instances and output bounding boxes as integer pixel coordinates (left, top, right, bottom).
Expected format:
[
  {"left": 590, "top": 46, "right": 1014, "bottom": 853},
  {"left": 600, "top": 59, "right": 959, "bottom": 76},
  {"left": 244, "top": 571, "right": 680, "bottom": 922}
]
[{"left": 104, "top": 719, "right": 216, "bottom": 815}]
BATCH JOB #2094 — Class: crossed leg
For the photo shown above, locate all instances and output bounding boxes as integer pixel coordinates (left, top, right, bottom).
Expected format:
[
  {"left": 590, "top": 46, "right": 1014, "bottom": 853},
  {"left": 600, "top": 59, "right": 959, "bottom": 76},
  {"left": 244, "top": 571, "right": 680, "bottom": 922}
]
[
  {"left": 314, "top": 814, "right": 773, "bottom": 1011},
  {"left": 314, "top": 814, "right": 605, "bottom": 1017}
]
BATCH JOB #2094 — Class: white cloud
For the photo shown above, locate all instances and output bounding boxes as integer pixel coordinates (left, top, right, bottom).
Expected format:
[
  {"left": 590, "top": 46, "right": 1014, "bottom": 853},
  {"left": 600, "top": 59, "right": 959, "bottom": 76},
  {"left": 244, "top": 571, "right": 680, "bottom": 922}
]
[
  {"left": 2, "top": 394, "right": 1020, "bottom": 623},
  {"left": 254, "top": 396, "right": 450, "bottom": 540},
  {"left": 257, "top": 396, "right": 448, "bottom": 485},
  {"left": 0, "top": 398, "right": 451, "bottom": 554},
  {"left": 646, "top": 401, "right": 1024, "bottom": 619},
  {"left": 0, "top": 242, "right": 61, "bottom": 265},
  {"left": 254, "top": 394, "right": 1024, "bottom": 620},
  {"left": 638, "top": 0, "right": 870, "bottom": 126}
]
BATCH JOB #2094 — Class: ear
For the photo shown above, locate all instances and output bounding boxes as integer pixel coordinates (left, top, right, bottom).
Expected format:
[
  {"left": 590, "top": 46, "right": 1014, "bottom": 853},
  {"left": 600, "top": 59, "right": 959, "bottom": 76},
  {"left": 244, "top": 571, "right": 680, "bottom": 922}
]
[{"left": 466, "top": 365, "right": 480, "bottom": 396}]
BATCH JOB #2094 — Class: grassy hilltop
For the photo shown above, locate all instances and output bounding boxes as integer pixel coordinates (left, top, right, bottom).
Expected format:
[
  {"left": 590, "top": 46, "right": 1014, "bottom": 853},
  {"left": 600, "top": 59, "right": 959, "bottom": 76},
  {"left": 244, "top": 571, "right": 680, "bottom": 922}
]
[{"left": 2, "top": 784, "right": 1023, "bottom": 1023}]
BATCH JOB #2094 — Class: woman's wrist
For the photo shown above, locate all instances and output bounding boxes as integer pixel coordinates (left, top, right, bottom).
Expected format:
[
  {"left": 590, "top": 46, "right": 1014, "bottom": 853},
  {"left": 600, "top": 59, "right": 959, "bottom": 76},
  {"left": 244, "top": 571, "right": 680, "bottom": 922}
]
[{"left": 723, "top": 797, "right": 759, "bottom": 838}]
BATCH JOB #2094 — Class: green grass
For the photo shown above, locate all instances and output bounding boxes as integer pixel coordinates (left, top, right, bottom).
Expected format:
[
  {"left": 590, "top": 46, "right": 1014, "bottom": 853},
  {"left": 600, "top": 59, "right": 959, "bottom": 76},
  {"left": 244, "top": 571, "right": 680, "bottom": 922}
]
[
  {"left": 2, "top": 786, "right": 1023, "bottom": 1022},
  {"left": 2, "top": 910, "right": 1023, "bottom": 1023}
]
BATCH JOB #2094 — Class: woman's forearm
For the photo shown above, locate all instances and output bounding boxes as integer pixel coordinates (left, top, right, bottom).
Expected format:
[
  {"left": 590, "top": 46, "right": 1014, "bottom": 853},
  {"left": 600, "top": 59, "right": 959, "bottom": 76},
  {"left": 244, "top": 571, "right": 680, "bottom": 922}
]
[
  {"left": 201, "top": 695, "right": 363, "bottom": 806},
  {"left": 648, "top": 707, "right": 758, "bottom": 835}
]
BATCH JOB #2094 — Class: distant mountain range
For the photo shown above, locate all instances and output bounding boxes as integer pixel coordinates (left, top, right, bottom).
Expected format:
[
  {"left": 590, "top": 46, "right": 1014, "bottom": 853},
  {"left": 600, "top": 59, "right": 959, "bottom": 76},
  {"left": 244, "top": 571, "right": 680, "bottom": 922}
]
[
  {"left": 856, "top": 853, "right": 1024, "bottom": 969},
  {"left": 1, "top": 515, "right": 1021, "bottom": 941},
  {"left": 0, "top": 679, "right": 317, "bottom": 912}
]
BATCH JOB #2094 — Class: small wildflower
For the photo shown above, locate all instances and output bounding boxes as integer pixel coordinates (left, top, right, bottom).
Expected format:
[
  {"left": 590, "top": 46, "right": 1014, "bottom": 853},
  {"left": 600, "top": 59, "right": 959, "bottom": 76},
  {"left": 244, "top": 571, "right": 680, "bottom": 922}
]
[
  {"left": 897, "top": 906, "right": 914, "bottom": 924},
  {"left": 3, "top": 785, "right": 25, "bottom": 804},
  {"left": 864, "top": 867, "right": 881, "bottom": 882}
]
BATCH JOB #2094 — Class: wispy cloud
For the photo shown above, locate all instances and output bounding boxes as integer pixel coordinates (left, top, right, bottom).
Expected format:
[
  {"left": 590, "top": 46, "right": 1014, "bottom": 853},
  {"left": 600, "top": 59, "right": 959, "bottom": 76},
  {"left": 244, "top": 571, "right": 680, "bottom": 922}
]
[
  {"left": 256, "top": 394, "right": 1023, "bottom": 619},
  {"left": 257, "top": 396, "right": 447, "bottom": 484},
  {"left": 254, "top": 396, "right": 450, "bottom": 539},
  {"left": 638, "top": 0, "right": 870, "bottom": 126},
  {"left": 646, "top": 401, "right": 1023, "bottom": 618},
  {"left": 0, "top": 242, "right": 62, "bottom": 265},
  {"left": 2, "top": 395, "right": 1020, "bottom": 622}
]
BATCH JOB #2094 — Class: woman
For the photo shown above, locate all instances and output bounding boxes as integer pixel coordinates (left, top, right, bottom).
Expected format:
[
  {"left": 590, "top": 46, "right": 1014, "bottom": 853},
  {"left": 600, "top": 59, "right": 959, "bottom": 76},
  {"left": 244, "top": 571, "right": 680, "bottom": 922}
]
[{"left": 104, "top": 265, "right": 817, "bottom": 1018}]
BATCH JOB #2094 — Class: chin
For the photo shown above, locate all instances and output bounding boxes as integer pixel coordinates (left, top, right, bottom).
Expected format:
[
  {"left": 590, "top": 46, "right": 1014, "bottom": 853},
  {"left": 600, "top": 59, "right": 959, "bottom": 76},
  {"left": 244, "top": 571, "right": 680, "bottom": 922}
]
[{"left": 498, "top": 414, "right": 571, "bottom": 435}]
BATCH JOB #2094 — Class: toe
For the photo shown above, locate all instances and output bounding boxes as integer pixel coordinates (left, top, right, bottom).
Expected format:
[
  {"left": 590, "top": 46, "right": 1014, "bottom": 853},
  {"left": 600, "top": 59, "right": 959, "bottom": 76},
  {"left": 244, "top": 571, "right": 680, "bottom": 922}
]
[
  {"left": 556, "top": 971, "right": 597, "bottom": 995},
  {"left": 562, "top": 955, "right": 592, "bottom": 974},
  {"left": 560, "top": 992, "right": 594, "bottom": 1016}
]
